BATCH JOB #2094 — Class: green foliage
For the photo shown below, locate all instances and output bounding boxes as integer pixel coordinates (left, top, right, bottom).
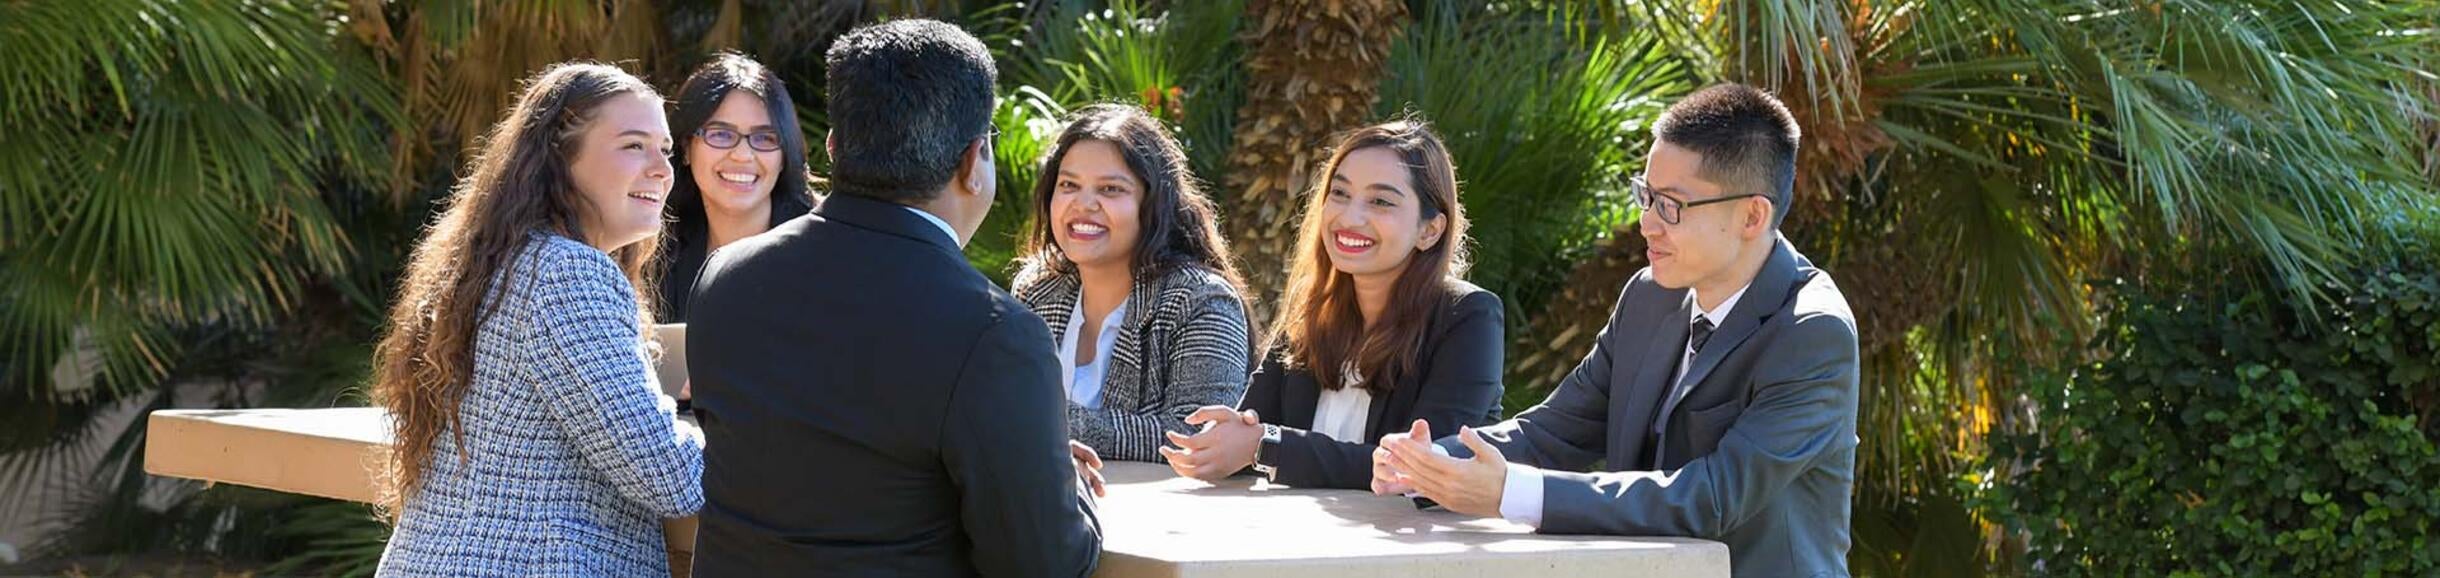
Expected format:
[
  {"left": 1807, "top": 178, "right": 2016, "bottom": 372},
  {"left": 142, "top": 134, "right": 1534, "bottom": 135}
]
[
  {"left": 0, "top": 0, "right": 400, "bottom": 400},
  {"left": 968, "top": 86, "right": 1072, "bottom": 283},
  {"left": 1009, "top": 0, "right": 1244, "bottom": 120},
  {"left": 1981, "top": 242, "right": 2440, "bottom": 576},
  {"left": 967, "top": 0, "right": 1248, "bottom": 280},
  {"left": 1381, "top": 2, "right": 1691, "bottom": 410},
  {"left": 263, "top": 500, "right": 391, "bottom": 578},
  {"left": 1606, "top": 2, "right": 2440, "bottom": 574}
]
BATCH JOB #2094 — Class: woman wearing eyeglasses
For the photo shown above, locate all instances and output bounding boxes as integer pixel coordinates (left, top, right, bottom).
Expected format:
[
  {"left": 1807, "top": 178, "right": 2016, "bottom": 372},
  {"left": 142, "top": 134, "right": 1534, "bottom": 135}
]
[{"left": 657, "top": 52, "right": 818, "bottom": 323}]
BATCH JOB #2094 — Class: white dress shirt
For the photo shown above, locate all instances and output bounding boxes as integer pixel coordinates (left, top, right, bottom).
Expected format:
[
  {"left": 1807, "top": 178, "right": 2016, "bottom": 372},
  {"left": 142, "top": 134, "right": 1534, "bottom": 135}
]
[
  {"left": 1311, "top": 364, "right": 1373, "bottom": 443},
  {"left": 1497, "top": 283, "right": 1751, "bottom": 527},
  {"left": 902, "top": 206, "right": 958, "bottom": 245},
  {"left": 1055, "top": 298, "right": 1128, "bottom": 410}
]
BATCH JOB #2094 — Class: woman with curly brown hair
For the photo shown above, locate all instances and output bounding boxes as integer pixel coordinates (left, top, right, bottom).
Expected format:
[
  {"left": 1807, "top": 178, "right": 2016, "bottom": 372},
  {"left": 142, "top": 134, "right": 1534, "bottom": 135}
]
[{"left": 370, "top": 62, "right": 702, "bottom": 577}]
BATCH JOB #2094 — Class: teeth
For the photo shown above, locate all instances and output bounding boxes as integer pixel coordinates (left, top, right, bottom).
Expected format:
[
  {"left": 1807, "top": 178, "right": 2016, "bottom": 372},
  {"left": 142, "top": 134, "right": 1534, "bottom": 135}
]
[
  {"left": 628, "top": 192, "right": 661, "bottom": 202},
  {"left": 718, "top": 172, "right": 757, "bottom": 184},
  {"left": 1336, "top": 233, "right": 1374, "bottom": 248},
  {"left": 1070, "top": 223, "right": 1107, "bottom": 235}
]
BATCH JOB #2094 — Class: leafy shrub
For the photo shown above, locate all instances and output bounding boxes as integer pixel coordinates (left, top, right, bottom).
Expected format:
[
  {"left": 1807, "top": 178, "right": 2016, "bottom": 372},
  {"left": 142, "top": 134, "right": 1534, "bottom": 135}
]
[{"left": 1983, "top": 243, "right": 2440, "bottom": 576}]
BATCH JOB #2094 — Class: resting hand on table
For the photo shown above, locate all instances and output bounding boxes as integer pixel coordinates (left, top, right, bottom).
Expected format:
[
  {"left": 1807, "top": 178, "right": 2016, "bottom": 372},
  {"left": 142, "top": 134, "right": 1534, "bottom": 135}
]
[
  {"left": 1159, "top": 406, "right": 1262, "bottom": 481},
  {"left": 1071, "top": 440, "right": 1108, "bottom": 497},
  {"left": 1377, "top": 419, "right": 1509, "bottom": 518}
]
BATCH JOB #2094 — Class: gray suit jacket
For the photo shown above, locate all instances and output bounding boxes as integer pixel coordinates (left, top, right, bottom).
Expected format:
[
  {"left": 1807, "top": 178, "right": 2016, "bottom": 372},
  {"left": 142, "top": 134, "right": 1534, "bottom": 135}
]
[{"left": 1443, "top": 236, "right": 1858, "bottom": 578}]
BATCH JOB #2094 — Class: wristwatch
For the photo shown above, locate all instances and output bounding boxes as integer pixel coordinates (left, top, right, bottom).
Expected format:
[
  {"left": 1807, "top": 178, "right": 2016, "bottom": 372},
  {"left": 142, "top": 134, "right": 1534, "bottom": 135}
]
[{"left": 1251, "top": 423, "right": 1283, "bottom": 480}]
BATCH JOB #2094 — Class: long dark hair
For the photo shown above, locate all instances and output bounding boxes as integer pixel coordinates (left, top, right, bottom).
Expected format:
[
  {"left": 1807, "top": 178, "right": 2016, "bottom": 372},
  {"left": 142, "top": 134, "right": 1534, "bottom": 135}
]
[
  {"left": 658, "top": 52, "right": 815, "bottom": 319},
  {"left": 666, "top": 52, "right": 816, "bottom": 232},
  {"left": 1014, "top": 103, "right": 1243, "bottom": 292},
  {"left": 1268, "top": 119, "right": 1471, "bottom": 392},
  {"left": 372, "top": 62, "right": 664, "bottom": 514}
]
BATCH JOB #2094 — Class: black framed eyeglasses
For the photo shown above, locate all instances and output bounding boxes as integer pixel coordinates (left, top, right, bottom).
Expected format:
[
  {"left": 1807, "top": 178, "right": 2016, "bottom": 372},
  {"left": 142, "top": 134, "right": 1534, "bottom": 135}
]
[
  {"left": 1630, "top": 175, "right": 1769, "bottom": 225},
  {"left": 694, "top": 127, "right": 783, "bottom": 152}
]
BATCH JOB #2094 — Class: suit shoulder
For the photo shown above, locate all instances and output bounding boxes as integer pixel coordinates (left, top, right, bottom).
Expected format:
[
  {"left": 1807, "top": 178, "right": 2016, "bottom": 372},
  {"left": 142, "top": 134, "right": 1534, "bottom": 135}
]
[
  {"left": 1151, "top": 265, "right": 1248, "bottom": 315},
  {"left": 522, "top": 233, "right": 626, "bottom": 292},
  {"left": 690, "top": 215, "right": 812, "bottom": 288},
  {"left": 1008, "top": 257, "right": 1060, "bottom": 295},
  {"left": 526, "top": 232, "right": 611, "bottom": 265},
  {"left": 1613, "top": 266, "right": 1684, "bottom": 311},
  {"left": 1155, "top": 265, "right": 1242, "bottom": 300},
  {"left": 1441, "top": 280, "right": 1502, "bottom": 311},
  {"left": 1011, "top": 265, "right": 1076, "bottom": 309},
  {"left": 982, "top": 288, "right": 1056, "bottom": 348},
  {"left": 1789, "top": 268, "right": 1856, "bottom": 333},
  {"left": 718, "top": 214, "right": 815, "bottom": 256},
  {"left": 1761, "top": 270, "right": 1857, "bottom": 370},
  {"left": 1433, "top": 281, "right": 1504, "bottom": 325}
]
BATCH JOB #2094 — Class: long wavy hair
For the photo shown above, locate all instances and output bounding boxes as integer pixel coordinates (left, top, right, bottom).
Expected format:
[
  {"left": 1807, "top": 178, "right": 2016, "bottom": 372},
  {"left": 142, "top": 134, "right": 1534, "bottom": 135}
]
[
  {"left": 371, "top": 62, "right": 664, "bottom": 515},
  {"left": 1013, "top": 103, "right": 1244, "bottom": 293},
  {"left": 1268, "top": 119, "right": 1471, "bottom": 393}
]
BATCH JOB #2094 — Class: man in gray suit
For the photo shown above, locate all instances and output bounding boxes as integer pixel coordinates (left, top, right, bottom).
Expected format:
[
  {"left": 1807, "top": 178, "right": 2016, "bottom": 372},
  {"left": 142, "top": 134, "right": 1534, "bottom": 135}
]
[{"left": 1375, "top": 83, "right": 1858, "bottom": 578}]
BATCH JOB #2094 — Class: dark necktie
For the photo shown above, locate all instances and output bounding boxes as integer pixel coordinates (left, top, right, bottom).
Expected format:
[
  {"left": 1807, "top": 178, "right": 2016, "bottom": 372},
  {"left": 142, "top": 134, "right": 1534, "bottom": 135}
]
[{"left": 1644, "top": 315, "right": 1719, "bottom": 468}]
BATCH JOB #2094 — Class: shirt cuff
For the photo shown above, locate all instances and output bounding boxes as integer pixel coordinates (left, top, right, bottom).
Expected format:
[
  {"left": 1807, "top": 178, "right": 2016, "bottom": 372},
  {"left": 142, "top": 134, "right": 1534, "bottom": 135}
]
[{"left": 1498, "top": 463, "right": 1545, "bottom": 527}]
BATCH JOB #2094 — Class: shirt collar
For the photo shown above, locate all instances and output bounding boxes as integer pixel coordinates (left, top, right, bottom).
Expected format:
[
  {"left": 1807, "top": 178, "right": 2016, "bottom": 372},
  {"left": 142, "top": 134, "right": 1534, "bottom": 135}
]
[
  {"left": 1690, "top": 283, "right": 1750, "bottom": 328},
  {"left": 900, "top": 206, "right": 960, "bottom": 246}
]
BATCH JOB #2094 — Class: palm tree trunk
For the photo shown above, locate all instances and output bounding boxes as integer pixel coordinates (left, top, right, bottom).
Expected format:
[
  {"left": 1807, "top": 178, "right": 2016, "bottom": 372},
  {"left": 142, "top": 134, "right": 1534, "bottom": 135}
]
[{"left": 1221, "top": 0, "right": 1406, "bottom": 321}]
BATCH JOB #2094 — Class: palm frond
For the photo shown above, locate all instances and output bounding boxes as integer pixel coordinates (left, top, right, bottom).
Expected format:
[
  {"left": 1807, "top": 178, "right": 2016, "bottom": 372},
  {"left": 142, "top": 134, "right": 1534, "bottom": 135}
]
[
  {"left": 1380, "top": 3, "right": 1692, "bottom": 323},
  {"left": 263, "top": 501, "right": 390, "bottom": 578},
  {"left": 0, "top": 0, "right": 397, "bottom": 400}
]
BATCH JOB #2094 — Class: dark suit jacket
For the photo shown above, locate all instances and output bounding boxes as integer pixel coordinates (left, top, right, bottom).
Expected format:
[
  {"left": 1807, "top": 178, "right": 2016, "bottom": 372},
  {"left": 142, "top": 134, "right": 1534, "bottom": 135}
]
[
  {"left": 1242, "top": 281, "right": 1506, "bottom": 490},
  {"left": 652, "top": 192, "right": 812, "bottom": 323},
  {"left": 686, "top": 194, "right": 1101, "bottom": 577},
  {"left": 1444, "top": 236, "right": 1859, "bottom": 578}
]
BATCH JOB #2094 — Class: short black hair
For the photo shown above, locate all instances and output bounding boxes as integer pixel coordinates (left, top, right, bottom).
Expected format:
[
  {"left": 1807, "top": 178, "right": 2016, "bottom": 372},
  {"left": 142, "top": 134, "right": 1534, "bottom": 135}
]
[
  {"left": 1653, "top": 83, "right": 1801, "bottom": 229},
  {"left": 823, "top": 19, "right": 999, "bottom": 204}
]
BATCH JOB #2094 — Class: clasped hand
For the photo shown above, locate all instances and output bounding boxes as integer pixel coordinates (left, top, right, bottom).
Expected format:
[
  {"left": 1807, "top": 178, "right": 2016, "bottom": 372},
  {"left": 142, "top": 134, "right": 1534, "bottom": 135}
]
[{"left": 1370, "top": 419, "right": 1509, "bottom": 518}]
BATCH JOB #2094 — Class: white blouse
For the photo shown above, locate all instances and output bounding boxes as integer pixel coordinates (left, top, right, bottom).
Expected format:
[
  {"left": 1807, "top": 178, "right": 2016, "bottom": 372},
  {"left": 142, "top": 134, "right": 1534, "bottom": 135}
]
[
  {"left": 1310, "top": 364, "right": 1373, "bottom": 443},
  {"left": 1056, "top": 300, "right": 1128, "bottom": 410}
]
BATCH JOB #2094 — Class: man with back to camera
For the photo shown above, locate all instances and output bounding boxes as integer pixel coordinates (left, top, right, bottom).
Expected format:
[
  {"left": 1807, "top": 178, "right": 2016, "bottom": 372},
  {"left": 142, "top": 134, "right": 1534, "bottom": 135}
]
[{"left": 685, "top": 19, "right": 1104, "bottom": 577}]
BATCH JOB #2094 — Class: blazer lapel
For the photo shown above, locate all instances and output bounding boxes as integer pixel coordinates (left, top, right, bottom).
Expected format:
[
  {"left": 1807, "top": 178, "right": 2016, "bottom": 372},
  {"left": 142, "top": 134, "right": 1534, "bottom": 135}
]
[
  {"left": 1282, "top": 369, "right": 1322, "bottom": 431},
  {"left": 1033, "top": 277, "right": 1080, "bottom": 343},
  {"left": 1661, "top": 238, "right": 1805, "bottom": 421},
  {"left": 1106, "top": 271, "right": 1159, "bottom": 411},
  {"left": 1614, "top": 291, "right": 1692, "bottom": 468},
  {"left": 1363, "top": 381, "right": 1398, "bottom": 439}
]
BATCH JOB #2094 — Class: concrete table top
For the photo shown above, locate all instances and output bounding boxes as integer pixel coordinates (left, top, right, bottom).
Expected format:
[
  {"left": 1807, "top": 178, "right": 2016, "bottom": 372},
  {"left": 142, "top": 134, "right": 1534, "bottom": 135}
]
[{"left": 145, "top": 408, "right": 1727, "bottom": 577}]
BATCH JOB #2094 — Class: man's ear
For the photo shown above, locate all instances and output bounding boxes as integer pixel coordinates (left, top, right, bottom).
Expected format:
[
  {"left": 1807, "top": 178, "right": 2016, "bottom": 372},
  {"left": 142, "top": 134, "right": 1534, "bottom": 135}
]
[
  {"left": 959, "top": 137, "right": 992, "bottom": 195},
  {"left": 1744, "top": 197, "right": 1774, "bottom": 240}
]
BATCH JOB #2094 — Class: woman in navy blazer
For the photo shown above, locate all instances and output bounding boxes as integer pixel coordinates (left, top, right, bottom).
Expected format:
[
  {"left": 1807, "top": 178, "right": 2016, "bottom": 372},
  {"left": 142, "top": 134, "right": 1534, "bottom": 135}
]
[{"left": 1163, "top": 118, "right": 1505, "bottom": 489}]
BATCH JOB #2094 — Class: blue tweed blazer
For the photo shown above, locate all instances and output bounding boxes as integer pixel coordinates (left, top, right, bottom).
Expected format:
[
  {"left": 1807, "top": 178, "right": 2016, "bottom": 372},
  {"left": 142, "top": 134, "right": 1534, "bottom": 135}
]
[{"left": 377, "top": 232, "right": 705, "bottom": 578}]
